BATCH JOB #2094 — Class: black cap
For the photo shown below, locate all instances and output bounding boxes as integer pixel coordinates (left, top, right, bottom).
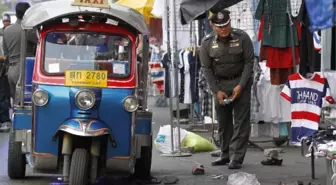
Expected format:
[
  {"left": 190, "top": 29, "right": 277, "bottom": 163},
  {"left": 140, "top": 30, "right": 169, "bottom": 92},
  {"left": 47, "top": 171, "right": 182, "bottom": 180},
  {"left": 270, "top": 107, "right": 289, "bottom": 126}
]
[{"left": 209, "top": 9, "right": 231, "bottom": 27}]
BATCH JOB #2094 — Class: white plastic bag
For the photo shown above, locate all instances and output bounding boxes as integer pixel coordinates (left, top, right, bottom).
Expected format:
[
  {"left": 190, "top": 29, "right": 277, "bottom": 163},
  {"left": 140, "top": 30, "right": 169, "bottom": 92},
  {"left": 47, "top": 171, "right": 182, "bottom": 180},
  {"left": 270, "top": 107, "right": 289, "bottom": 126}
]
[
  {"left": 155, "top": 125, "right": 188, "bottom": 154},
  {"left": 227, "top": 172, "right": 260, "bottom": 185}
]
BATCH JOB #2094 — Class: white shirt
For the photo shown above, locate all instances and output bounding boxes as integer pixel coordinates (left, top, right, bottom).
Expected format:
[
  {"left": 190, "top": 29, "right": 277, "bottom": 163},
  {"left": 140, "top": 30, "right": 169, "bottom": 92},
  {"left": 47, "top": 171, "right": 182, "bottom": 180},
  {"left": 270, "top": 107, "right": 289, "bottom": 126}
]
[
  {"left": 183, "top": 50, "right": 192, "bottom": 104},
  {"left": 151, "top": 0, "right": 164, "bottom": 18}
]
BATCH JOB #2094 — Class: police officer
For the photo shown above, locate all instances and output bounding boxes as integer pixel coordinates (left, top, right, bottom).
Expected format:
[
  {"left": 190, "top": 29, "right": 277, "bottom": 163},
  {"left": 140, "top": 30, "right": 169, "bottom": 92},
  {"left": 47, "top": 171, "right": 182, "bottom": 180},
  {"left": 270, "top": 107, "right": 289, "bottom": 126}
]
[
  {"left": 3, "top": 2, "right": 37, "bottom": 101},
  {"left": 200, "top": 9, "right": 254, "bottom": 169}
]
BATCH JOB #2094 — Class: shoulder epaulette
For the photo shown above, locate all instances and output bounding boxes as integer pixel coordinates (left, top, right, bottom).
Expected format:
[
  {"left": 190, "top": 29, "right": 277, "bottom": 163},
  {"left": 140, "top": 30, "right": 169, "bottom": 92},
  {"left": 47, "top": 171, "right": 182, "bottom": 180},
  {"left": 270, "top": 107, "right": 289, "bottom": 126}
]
[{"left": 201, "top": 32, "right": 215, "bottom": 42}]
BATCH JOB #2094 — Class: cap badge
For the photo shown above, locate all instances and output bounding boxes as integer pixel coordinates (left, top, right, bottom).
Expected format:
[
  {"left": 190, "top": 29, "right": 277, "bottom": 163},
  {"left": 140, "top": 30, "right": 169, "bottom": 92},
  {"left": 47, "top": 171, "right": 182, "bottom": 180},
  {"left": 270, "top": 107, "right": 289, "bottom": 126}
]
[{"left": 217, "top": 12, "right": 224, "bottom": 19}]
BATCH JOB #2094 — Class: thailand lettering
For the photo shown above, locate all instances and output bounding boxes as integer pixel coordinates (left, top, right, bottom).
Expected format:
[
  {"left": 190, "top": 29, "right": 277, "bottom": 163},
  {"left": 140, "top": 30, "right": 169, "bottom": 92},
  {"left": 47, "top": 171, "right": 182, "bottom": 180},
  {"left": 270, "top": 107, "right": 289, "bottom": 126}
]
[{"left": 296, "top": 90, "right": 319, "bottom": 105}]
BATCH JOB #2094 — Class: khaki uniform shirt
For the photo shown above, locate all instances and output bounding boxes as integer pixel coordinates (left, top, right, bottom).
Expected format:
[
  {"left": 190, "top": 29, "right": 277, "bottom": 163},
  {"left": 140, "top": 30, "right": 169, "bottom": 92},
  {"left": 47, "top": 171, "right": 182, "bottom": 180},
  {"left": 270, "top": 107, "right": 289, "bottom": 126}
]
[{"left": 199, "top": 28, "right": 254, "bottom": 93}]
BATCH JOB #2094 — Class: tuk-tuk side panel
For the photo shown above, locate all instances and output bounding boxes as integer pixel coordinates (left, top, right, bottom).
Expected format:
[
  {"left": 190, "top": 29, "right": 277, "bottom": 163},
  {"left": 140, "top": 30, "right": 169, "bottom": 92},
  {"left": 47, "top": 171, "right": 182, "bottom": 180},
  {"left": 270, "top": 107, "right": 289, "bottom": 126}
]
[
  {"left": 99, "top": 88, "right": 134, "bottom": 158},
  {"left": 13, "top": 108, "right": 32, "bottom": 130},
  {"left": 135, "top": 111, "right": 152, "bottom": 135},
  {"left": 34, "top": 85, "right": 70, "bottom": 155}
]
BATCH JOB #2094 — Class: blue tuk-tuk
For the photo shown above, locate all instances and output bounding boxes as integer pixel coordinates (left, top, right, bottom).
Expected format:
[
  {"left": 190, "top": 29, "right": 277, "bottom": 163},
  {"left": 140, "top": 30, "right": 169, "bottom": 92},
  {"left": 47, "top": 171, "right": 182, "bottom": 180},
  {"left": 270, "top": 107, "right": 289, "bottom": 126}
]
[{"left": 8, "top": 0, "right": 153, "bottom": 184}]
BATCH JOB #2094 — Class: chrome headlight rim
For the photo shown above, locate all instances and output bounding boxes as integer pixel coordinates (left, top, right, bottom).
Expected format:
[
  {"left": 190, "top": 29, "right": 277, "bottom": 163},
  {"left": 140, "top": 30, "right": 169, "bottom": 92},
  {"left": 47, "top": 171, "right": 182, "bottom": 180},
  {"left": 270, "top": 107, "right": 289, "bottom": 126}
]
[
  {"left": 32, "top": 89, "right": 49, "bottom": 107},
  {"left": 122, "top": 95, "right": 139, "bottom": 112},
  {"left": 75, "top": 89, "right": 96, "bottom": 111}
]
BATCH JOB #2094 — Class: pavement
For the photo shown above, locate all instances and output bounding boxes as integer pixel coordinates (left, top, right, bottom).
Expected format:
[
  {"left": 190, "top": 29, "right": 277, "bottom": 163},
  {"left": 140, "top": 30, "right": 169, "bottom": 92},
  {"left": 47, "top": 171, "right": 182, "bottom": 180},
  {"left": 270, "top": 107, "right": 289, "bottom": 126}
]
[{"left": 0, "top": 97, "right": 329, "bottom": 185}]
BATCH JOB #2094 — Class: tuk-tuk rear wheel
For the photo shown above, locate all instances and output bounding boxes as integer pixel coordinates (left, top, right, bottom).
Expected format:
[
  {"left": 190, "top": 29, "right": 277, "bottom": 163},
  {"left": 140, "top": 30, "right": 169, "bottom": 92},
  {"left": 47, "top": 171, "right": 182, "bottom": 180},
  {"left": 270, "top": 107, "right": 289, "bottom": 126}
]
[
  {"left": 134, "top": 145, "right": 152, "bottom": 179},
  {"left": 69, "top": 148, "right": 89, "bottom": 185},
  {"left": 8, "top": 130, "right": 26, "bottom": 179}
]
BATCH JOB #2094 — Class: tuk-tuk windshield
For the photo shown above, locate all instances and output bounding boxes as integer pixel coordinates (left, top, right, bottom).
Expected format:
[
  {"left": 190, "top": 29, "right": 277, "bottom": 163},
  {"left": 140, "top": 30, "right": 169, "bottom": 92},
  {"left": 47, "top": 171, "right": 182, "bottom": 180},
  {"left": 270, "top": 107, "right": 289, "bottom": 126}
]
[{"left": 43, "top": 32, "right": 131, "bottom": 78}]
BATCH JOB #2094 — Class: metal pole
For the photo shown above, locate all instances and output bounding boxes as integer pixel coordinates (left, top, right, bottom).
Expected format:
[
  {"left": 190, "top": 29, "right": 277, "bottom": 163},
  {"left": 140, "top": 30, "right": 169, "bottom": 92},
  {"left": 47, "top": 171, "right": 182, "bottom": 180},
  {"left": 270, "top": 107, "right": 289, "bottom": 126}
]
[
  {"left": 161, "top": 0, "right": 191, "bottom": 157},
  {"left": 173, "top": 0, "right": 182, "bottom": 152},
  {"left": 163, "top": 0, "right": 175, "bottom": 154}
]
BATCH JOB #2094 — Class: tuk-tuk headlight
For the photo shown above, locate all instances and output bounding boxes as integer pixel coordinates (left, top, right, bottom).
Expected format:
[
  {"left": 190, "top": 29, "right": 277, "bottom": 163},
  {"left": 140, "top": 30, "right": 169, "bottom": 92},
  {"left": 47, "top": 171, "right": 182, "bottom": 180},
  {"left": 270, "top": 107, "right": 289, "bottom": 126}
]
[
  {"left": 32, "top": 89, "right": 49, "bottom": 106},
  {"left": 123, "top": 96, "right": 138, "bottom": 112},
  {"left": 75, "top": 90, "right": 96, "bottom": 110}
]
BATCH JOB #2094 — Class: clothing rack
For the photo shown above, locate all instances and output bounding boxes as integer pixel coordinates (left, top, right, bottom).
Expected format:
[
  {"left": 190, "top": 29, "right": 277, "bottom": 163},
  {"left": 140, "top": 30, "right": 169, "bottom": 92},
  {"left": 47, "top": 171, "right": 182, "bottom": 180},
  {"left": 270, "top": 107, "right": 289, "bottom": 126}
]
[{"left": 162, "top": 0, "right": 191, "bottom": 157}]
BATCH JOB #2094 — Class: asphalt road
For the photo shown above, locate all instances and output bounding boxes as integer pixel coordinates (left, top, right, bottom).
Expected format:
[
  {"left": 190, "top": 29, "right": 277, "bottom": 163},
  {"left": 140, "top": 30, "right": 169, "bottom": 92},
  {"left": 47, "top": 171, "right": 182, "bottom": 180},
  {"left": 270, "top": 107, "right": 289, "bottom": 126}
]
[{"left": 0, "top": 98, "right": 329, "bottom": 185}]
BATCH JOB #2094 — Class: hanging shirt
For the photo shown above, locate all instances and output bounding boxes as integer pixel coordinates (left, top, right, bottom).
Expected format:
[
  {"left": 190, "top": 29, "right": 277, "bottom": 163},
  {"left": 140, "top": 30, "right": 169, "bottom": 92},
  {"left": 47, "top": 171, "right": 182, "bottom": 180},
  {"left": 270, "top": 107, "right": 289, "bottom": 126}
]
[
  {"left": 161, "top": 52, "right": 170, "bottom": 98},
  {"left": 179, "top": 50, "right": 185, "bottom": 103},
  {"left": 280, "top": 73, "right": 335, "bottom": 145},
  {"left": 183, "top": 50, "right": 192, "bottom": 104}
]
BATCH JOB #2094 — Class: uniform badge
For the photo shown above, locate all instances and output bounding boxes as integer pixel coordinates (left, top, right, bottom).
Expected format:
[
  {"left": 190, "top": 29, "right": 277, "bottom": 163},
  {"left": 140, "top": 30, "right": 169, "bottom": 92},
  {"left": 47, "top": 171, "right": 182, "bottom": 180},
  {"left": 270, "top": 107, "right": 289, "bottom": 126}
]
[
  {"left": 212, "top": 41, "right": 219, "bottom": 49},
  {"left": 217, "top": 12, "right": 224, "bottom": 19},
  {"left": 230, "top": 42, "right": 240, "bottom": 47}
]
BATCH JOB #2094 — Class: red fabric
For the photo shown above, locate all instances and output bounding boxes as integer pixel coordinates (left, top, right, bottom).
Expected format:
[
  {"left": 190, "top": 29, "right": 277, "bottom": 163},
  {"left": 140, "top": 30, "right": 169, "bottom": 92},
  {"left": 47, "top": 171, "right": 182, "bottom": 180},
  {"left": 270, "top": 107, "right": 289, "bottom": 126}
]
[
  {"left": 296, "top": 21, "right": 302, "bottom": 41},
  {"left": 292, "top": 111, "right": 320, "bottom": 123},
  {"left": 258, "top": 16, "right": 264, "bottom": 41},
  {"left": 258, "top": 15, "right": 300, "bottom": 68},
  {"left": 266, "top": 47, "right": 300, "bottom": 68}
]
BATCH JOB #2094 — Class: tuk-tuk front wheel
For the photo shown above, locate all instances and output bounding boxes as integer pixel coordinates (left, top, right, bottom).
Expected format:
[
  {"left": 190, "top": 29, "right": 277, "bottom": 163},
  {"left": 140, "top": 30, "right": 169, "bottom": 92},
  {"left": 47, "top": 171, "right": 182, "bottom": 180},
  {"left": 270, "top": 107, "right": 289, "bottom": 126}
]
[
  {"left": 8, "top": 130, "right": 26, "bottom": 179},
  {"left": 69, "top": 148, "right": 89, "bottom": 185},
  {"left": 134, "top": 145, "right": 152, "bottom": 179}
]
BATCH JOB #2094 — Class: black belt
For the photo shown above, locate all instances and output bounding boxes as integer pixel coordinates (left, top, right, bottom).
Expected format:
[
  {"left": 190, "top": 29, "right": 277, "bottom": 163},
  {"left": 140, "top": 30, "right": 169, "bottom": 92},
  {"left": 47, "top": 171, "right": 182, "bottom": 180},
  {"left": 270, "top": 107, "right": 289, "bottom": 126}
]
[{"left": 219, "top": 74, "right": 241, "bottom": 80}]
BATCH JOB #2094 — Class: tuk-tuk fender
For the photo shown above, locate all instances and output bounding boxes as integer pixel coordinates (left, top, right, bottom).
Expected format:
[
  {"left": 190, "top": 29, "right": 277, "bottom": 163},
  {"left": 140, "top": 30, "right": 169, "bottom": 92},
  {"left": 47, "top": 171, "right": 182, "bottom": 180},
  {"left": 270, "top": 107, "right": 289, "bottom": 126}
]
[{"left": 53, "top": 118, "right": 117, "bottom": 147}]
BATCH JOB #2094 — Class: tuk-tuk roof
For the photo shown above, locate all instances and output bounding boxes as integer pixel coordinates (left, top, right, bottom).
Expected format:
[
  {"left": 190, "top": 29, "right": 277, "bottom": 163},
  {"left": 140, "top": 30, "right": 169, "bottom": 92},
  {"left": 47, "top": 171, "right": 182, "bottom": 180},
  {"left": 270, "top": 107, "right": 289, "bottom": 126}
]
[{"left": 21, "top": 0, "right": 149, "bottom": 35}]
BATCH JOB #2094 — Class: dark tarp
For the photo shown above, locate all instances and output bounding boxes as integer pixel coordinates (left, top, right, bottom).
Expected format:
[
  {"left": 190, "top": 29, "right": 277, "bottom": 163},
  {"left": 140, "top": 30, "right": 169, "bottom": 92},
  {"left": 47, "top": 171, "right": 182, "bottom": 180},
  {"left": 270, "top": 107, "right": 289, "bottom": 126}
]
[{"left": 179, "top": 0, "right": 244, "bottom": 25}]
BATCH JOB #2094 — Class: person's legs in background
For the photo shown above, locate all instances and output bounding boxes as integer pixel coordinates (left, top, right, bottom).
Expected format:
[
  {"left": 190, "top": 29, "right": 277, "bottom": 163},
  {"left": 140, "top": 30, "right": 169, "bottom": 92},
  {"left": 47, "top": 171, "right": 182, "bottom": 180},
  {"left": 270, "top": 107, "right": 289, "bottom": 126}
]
[{"left": 0, "top": 74, "right": 11, "bottom": 132}]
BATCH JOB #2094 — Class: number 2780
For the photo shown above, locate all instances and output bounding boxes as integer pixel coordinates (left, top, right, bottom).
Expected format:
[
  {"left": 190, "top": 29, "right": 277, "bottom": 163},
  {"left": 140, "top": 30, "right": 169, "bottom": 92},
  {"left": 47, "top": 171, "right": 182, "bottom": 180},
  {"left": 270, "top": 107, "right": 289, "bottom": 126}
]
[{"left": 86, "top": 72, "right": 107, "bottom": 80}]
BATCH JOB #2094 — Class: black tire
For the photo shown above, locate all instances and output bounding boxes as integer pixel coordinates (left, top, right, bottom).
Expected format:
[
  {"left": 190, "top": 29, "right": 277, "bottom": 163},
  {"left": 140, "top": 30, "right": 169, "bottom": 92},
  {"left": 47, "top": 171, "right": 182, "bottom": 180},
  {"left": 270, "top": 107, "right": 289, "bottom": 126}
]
[
  {"left": 69, "top": 148, "right": 89, "bottom": 185},
  {"left": 273, "top": 137, "right": 288, "bottom": 147},
  {"left": 8, "top": 130, "right": 26, "bottom": 179},
  {"left": 134, "top": 145, "right": 152, "bottom": 180}
]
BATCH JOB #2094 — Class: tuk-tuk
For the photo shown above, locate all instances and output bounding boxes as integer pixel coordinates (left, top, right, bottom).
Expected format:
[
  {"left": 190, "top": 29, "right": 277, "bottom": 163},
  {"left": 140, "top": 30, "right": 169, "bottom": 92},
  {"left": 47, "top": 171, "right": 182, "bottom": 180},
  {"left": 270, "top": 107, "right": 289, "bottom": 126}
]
[{"left": 8, "top": 0, "right": 153, "bottom": 184}]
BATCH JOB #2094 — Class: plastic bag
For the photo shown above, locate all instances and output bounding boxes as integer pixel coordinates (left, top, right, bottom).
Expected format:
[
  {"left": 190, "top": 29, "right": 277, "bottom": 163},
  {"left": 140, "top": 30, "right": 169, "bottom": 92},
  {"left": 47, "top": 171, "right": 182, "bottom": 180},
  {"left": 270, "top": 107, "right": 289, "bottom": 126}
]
[
  {"left": 227, "top": 172, "right": 260, "bottom": 185},
  {"left": 154, "top": 125, "right": 188, "bottom": 154},
  {"left": 182, "top": 132, "right": 215, "bottom": 152}
]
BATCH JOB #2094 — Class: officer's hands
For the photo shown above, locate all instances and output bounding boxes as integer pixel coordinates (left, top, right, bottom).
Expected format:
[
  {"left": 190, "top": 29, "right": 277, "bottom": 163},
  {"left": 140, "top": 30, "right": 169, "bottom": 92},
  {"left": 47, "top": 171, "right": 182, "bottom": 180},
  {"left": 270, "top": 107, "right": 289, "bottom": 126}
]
[
  {"left": 216, "top": 91, "right": 228, "bottom": 104},
  {"left": 231, "top": 85, "right": 242, "bottom": 101}
]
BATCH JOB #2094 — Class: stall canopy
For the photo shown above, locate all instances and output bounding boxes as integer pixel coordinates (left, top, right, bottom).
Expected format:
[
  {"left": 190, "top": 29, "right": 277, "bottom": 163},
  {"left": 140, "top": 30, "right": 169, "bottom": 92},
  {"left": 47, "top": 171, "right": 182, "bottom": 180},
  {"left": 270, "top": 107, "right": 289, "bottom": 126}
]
[
  {"left": 115, "top": 0, "right": 156, "bottom": 23},
  {"left": 179, "top": 0, "right": 243, "bottom": 25}
]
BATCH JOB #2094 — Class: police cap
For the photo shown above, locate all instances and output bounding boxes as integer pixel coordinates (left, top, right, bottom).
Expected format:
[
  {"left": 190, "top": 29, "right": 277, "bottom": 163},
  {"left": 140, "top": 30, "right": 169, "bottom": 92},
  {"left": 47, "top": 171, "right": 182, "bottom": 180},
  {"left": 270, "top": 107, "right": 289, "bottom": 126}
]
[
  {"left": 2, "top": 14, "right": 10, "bottom": 22},
  {"left": 209, "top": 9, "right": 231, "bottom": 27}
]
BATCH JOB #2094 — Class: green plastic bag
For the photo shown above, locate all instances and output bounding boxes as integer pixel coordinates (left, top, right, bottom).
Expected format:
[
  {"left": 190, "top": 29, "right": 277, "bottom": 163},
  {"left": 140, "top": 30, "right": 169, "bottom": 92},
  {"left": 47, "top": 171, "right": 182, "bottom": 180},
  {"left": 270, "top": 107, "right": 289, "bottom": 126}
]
[{"left": 182, "top": 131, "right": 215, "bottom": 152}]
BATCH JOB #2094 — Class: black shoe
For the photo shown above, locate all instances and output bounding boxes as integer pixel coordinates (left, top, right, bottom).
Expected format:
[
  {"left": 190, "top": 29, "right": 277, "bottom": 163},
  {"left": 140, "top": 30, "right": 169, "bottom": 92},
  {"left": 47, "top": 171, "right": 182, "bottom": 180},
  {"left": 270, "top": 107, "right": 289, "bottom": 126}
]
[
  {"left": 228, "top": 160, "right": 241, "bottom": 169},
  {"left": 211, "top": 158, "right": 230, "bottom": 166}
]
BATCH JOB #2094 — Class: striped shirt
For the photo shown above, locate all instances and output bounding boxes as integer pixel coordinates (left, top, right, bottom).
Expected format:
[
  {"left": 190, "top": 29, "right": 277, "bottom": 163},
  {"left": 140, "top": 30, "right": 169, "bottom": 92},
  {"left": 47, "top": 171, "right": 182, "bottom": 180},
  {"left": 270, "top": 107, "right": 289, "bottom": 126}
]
[{"left": 281, "top": 73, "right": 335, "bottom": 145}]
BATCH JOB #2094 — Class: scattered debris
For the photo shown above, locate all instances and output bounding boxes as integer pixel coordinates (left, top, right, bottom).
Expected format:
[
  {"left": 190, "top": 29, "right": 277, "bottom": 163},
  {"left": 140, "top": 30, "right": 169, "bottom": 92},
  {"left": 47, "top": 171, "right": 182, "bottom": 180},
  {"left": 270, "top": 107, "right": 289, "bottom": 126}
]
[
  {"left": 227, "top": 172, "right": 260, "bottom": 185},
  {"left": 211, "top": 173, "right": 225, "bottom": 179},
  {"left": 192, "top": 164, "right": 205, "bottom": 175},
  {"left": 162, "top": 176, "right": 179, "bottom": 185},
  {"left": 261, "top": 149, "right": 283, "bottom": 166}
]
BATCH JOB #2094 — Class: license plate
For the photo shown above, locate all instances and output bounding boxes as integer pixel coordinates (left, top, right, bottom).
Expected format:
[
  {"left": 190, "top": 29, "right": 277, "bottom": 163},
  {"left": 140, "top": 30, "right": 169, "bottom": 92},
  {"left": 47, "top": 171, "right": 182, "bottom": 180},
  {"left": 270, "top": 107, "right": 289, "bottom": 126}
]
[{"left": 65, "top": 70, "right": 108, "bottom": 88}]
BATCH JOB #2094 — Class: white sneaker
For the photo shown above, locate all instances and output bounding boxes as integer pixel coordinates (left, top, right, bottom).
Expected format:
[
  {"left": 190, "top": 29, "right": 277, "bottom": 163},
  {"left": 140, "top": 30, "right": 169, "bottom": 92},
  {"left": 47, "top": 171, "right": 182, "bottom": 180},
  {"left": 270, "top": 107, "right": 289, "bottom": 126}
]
[{"left": 0, "top": 122, "right": 11, "bottom": 132}]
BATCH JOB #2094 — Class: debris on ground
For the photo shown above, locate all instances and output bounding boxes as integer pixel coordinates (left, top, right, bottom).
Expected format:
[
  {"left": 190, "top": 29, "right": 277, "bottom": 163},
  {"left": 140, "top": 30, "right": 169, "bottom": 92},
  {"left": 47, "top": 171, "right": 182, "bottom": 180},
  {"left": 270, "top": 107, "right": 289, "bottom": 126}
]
[
  {"left": 261, "top": 149, "right": 283, "bottom": 166},
  {"left": 161, "top": 176, "right": 179, "bottom": 184},
  {"left": 211, "top": 173, "right": 226, "bottom": 179},
  {"left": 192, "top": 164, "right": 205, "bottom": 175},
  {"left": 227, "top": 172, "right": 260, "bottom": 185}
]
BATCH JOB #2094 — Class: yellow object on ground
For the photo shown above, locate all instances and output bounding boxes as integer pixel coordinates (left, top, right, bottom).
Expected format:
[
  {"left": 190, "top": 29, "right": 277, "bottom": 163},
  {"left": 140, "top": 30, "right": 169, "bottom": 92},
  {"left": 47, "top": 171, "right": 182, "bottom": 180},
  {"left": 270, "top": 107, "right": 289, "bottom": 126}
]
[
  {"left": 182, "top": 131, "right": 215, "bottom": 152},
  {"left": 115, "top": 0, "right": 156, "bottom": 23}
]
